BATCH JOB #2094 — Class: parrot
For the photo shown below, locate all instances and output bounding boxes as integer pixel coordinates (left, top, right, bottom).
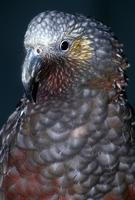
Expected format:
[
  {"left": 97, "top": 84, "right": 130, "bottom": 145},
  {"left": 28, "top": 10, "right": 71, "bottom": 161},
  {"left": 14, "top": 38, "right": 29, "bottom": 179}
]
[{"left": 0, "top": 10, "right": 135, "bottom": 200}]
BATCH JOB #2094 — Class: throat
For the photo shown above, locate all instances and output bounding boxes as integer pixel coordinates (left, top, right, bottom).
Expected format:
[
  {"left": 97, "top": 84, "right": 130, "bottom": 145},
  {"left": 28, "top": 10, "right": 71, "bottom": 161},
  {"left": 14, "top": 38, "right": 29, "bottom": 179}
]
[{"left": 36, "top": 70, "right": 71, "bottom": 103}]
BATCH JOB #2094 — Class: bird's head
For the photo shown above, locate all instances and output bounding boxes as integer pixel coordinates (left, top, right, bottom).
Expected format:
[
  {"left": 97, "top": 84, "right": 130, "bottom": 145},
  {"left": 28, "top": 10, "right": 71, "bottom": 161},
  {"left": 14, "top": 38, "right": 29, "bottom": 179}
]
[{"left": 22, "top": 11, "right": 127, "bottom": 103}]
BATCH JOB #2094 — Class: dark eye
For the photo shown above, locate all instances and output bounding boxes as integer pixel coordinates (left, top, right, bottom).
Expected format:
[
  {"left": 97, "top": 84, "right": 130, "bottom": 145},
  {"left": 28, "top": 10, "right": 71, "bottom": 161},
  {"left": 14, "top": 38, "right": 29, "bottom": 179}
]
[{"left": 60, "top": 40, "right": 69, "bottom": 51}]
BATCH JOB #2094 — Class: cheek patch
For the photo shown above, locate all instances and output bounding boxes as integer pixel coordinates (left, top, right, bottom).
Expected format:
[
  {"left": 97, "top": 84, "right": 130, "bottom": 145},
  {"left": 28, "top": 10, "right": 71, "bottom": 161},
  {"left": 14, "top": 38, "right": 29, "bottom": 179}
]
[{"left": 68, "top": 37, "right": 92, "bottom": 62}]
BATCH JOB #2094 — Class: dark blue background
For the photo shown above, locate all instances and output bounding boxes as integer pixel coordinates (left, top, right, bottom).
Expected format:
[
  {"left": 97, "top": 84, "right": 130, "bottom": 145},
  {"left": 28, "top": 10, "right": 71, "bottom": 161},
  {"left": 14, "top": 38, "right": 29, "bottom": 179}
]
[{"left": 0, "top": 0, "right": 135, "bottom": 127}]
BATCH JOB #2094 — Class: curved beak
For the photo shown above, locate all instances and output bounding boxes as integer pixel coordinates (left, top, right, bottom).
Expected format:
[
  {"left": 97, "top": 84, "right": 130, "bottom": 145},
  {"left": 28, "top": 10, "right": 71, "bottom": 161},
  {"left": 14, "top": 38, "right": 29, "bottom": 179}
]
[{"left": 22, "top": 49, "right": 42, "bottom": 101}]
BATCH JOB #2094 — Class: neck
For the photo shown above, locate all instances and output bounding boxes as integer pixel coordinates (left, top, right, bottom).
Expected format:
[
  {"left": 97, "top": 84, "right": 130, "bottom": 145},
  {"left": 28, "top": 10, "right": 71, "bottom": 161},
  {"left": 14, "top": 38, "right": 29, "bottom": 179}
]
[{"left": 35, "top": 71, "right": 127, "bottom": 107}]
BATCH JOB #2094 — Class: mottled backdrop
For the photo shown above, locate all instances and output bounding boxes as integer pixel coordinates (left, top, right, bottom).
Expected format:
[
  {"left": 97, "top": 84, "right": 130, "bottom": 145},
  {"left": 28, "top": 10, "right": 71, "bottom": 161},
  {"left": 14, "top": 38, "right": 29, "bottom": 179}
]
[{"left": 0, "top": 0, "right": 135, "bottom": 127}]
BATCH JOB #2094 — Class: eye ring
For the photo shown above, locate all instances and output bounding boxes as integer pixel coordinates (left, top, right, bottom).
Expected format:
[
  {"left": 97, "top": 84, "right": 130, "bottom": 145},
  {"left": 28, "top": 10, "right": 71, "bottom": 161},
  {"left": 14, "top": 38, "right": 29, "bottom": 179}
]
[
  {"left": 36, "top": 48, "right": 41, "bottom": 54},
  {"left": 60, "top": 40, "right": 69, "bottom": 51},
  {"left": 35, "top": 47, "right": 42, "bottom": 55}
]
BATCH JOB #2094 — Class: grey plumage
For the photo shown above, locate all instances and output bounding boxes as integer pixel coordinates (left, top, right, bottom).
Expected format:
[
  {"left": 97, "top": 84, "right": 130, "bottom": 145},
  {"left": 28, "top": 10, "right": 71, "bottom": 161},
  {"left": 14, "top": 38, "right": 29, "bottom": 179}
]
[{"left": 0, "top": 10, "right": 135, "bottom": 200}]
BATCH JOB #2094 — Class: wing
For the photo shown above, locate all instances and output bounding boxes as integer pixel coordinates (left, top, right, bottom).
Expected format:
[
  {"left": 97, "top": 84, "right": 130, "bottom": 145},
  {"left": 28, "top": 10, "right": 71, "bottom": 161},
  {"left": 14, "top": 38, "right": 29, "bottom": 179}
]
[{"left": 0, "top": 97, "right": 27, "bottom": 199}]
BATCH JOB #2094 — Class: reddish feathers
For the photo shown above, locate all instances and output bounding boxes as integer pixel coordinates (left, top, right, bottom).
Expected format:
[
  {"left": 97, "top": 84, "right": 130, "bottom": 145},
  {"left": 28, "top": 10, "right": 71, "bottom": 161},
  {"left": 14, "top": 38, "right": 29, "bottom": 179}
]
[
  {"left": 105, "top": 186, "right": 135, "bottom": 200},
  {"left": 3, "top": 148, "right": 59, "bottom": 200},
  {"left": 4, "top": 146, "right": 135, "bottom": 200}
]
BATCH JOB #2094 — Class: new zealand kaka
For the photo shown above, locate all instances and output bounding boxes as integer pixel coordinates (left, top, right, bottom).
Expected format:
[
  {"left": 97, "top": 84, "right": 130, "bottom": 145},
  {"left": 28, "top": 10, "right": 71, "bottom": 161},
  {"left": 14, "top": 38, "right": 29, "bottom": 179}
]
[{"left": 0, "top": 10, "right": 135, "bottom": 200}]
